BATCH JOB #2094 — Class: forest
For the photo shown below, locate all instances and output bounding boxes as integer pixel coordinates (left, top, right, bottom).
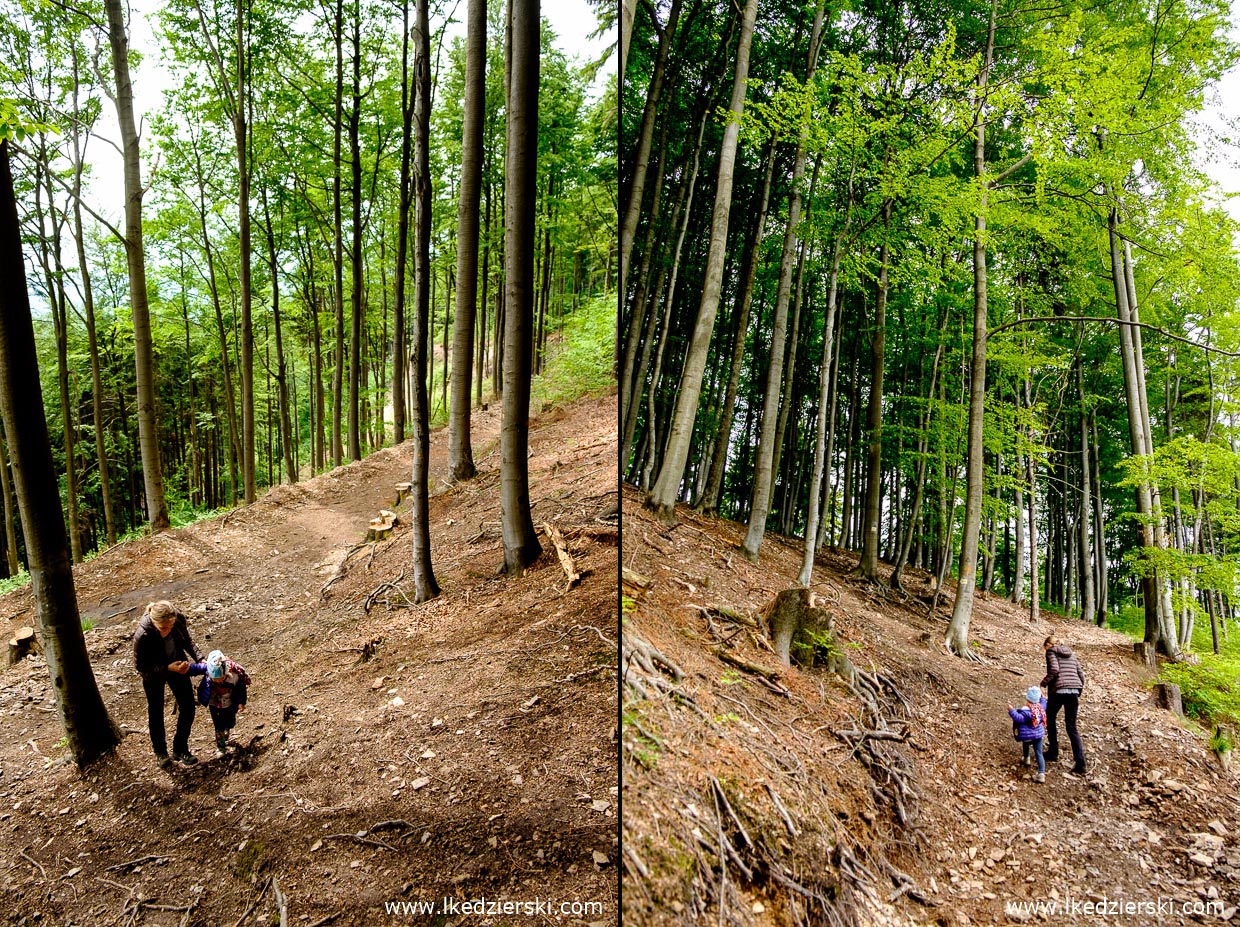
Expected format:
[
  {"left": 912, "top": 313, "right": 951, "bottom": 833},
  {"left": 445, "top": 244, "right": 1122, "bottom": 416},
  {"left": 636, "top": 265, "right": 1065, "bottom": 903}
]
[
  {"left": 621, "top": 0, "right": 1240, "bottom": 718},
  {"left": 0, "top": 0, "right": 613, "bottom": 560},
  {"left": 0, "top": 0, "right": 616, "bottom": 774}
]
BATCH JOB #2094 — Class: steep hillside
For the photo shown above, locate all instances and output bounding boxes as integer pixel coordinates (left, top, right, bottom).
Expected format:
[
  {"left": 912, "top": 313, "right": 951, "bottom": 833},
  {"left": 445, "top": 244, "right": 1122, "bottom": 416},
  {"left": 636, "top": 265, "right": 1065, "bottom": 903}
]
[
  {"left": 621, "top": 488, "right": 1240, "bottom": 926},
  {"left": 0, "top": 395, "right": 618, "bottom": 926}
]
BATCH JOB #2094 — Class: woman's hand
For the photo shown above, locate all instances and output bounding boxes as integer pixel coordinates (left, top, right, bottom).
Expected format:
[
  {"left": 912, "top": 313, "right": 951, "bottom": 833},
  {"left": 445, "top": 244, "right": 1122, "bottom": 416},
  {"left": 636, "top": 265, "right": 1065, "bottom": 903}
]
[
  {"left": 237, "top": 703, "right": 246, "bottom": 713},
  {"left": 169, "top": 660, "right": 190, "bottom": 674}
]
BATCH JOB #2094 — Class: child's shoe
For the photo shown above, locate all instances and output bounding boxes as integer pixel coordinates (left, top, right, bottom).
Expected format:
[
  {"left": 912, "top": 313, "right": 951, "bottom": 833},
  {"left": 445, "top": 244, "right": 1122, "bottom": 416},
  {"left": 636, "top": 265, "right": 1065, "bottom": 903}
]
[
  {"left": 215, "top": 734, "right": 228, "bottom": 757},
  {"left": 1033, "top": 772, "right": 1045, "bottom": 783}
]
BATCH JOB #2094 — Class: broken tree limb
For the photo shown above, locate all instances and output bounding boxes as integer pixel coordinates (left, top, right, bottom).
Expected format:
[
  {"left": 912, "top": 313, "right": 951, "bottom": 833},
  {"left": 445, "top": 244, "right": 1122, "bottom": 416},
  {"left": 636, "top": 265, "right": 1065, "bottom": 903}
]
[
  {"left": 543, "top": 522, "right": 582, "bottom": 588},
  {"left": 709, "top": 645, "right": 780, "bottom": 681}
]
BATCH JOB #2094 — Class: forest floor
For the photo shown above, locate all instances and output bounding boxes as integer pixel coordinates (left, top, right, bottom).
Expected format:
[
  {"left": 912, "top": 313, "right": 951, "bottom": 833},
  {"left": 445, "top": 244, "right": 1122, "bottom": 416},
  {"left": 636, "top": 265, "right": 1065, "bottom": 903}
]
[
  {"left": 621, "top": 487, "right": 1240, "bottom": 927},
  {"left": 0, "top": 393, "right": 619, "bottom": 927}
]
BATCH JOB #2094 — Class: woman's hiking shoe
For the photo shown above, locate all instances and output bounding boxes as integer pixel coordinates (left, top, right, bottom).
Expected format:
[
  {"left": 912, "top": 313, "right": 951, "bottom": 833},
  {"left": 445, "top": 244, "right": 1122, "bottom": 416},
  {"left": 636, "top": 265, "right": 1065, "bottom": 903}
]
[
  {"left": 154, "top": 752, "right": 173, "bottom": 769},
  {"left": 172, "top": 750, "right": 199, "bottom": 765}
]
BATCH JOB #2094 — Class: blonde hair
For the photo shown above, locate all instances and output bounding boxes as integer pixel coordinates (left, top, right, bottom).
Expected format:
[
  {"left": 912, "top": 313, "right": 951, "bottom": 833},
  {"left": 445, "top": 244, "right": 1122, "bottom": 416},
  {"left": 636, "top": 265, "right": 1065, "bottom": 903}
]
[
  {"left": 146, "top": 600, "right": 179, "bottom": 626},
  {"left": 1043, "top": 635, "right": 1057, "bottom": 649}
]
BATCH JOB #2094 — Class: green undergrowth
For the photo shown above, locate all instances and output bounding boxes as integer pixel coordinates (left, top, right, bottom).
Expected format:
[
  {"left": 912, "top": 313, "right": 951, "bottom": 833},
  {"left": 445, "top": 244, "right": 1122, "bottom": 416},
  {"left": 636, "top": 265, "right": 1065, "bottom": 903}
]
[
  {"left": 1109, "top": 604, "right": 1240, "bottom": 730},
  {"left": 531, "top": 292, "right": 617, "bottom": 410}
]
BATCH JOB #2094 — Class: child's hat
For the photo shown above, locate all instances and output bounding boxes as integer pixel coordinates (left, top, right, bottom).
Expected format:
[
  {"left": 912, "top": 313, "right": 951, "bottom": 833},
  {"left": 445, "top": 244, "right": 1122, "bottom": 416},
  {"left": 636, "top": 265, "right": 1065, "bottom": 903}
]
[
  {"left": 1026, "top": 686, "right": 1042, "bottom": 703},
  {"left": 207, "top": 650, "right": 227, "bottom": 679}
]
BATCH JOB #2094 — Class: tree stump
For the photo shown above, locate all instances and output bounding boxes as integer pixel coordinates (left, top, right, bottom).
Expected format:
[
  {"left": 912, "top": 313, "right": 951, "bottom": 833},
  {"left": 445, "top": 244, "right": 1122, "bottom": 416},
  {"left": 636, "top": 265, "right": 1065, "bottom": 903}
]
[
  {"left": 394, "top": 482, "right": 411, "bottom": 506},
  {"left": 765, "top": 588, "right": 833, "bottom": 667},
  {"left": 6, "top": 626, "right": 36, "bottom": 665},
  {"left": 1153, "top": 682, "right": 1182, "bottom": 716},
  {"left": 1214, "top": 724, "right": 1235, "bottom": 773},
  {"left": 1134, "top": 642, "right": 1157, "bottom": 667},
  {"left": 367, "top": 510, "right": 399, "bottom": 542}
]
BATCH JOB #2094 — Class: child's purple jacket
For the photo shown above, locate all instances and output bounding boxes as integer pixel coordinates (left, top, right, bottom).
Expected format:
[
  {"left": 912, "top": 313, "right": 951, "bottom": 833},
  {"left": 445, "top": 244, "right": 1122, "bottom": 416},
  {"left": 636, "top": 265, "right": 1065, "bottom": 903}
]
[{"left": 1008, "top": 696, "right": 1047, "bottom": 741}]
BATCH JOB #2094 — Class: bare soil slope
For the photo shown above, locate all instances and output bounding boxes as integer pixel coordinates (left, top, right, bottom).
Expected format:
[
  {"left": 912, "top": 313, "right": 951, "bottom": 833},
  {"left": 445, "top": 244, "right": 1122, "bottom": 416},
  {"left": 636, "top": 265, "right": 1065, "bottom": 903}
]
[
  {"left": 622, "top": 488, "right": 1240, "bottom": 927},
  {"left": 1, "top": 395, "right": 618, "bottom": 927}
]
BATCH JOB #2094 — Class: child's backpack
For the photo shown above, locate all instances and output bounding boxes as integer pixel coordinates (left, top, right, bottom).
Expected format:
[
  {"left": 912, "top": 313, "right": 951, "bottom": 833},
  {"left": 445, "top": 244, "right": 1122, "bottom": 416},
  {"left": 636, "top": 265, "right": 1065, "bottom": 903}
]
[{"left": 1012, "top": 703, "right": 1046, "bottom": 739}]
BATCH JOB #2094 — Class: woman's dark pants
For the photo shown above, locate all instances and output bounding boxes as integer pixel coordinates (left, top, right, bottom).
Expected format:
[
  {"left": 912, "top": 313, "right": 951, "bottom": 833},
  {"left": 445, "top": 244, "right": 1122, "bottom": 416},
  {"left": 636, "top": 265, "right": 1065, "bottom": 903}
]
[
  {"left": 142, "top": 673, "right": 195, "bottom": 755},
  {"left": 1046, "top": 692, "right": 1085, "bottom": 772}
]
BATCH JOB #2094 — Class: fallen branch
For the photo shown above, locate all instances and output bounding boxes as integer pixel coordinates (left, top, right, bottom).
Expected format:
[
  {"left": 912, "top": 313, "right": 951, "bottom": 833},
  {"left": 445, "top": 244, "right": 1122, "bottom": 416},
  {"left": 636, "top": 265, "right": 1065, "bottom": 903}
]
[
  {"left": 273, "top": 876, "right": 289, "bottom": 927},
  {"left": 19, "top": 848, "right": 45, "bottom": 879},
  {"left": 322, "top": 833, "right": 400, "bottom": 851},
  {"left": 231, "top": 878, "right": 271, "bottom": 927},
  {"left": 710, "top": 646, "right": 781, "bottom": 681},
  {"left": 105, "top": 854, "right": 169, "bottom": 873},
  {"left": 764, "top": 783, "right": 798, "bottom": 838},
  {"left": 543, "top": 522, "right": 582, "bottom": 588}
]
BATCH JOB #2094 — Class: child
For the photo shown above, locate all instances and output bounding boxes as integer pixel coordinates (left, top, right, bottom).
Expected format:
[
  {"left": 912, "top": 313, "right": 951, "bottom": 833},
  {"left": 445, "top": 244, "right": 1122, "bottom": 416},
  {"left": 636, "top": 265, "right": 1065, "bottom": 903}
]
[
  {"left": 1008, "top": 686, "right": 1047, "bottom": 782},
  {"left": 189, "top": 650, "right": 251, "bottom": 755}
]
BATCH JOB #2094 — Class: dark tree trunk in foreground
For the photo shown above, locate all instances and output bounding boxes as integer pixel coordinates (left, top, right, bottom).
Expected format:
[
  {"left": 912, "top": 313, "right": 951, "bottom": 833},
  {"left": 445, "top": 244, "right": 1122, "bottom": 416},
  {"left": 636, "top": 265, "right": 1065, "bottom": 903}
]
[
  {"left": 499, "top": 0, "right": 543, "bottom": 573},
  {"left": 348, "top": 0, "right": 364, "bottom": 462},
  {"left": 105, "top": 0, "right": 169, "bottom": 532},
  {"left": 409, "top": 0, "right": 440, "bottom": 600},
  {"left": 0, "top": 140, "right": 119, "bottom": 767},
  {"left": 449, "top": 0, "right": 486, "bottom": 482}
]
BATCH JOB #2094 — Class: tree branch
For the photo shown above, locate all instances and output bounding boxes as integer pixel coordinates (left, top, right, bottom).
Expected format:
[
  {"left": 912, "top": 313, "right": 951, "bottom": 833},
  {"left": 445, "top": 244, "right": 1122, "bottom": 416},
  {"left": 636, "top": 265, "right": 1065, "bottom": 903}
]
[{"left": 989, "top": 315, "right": 1240, "bottom": 358}]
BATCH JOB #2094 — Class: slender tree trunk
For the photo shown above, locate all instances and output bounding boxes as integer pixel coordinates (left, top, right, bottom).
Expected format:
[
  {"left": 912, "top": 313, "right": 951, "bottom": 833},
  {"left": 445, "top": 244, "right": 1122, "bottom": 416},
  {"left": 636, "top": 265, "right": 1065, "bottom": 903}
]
[
  {"left": 332, "top": 0, "right": 345, "bottom": 467},
  {"left": 0, "top": 424, "right": 20, "bottom": 574},
  {"left": 104, "top": 0, "right": 169, "bottom": 532},
  {"left": 945, "top": 0, "right": 996, "bottom": 657},
  {"left": 742, "top": 1, "right": 823, "bottom": 555},
  {"left": 0, "top": 139, "right": 119, "bottom": 766},
  {"left": 392, "top": 0, "right": 413, "bottom": 443},
  {"left": 499, "top": 0, "right": 544, "bottom": 573},
  {"left": 347, "top": 0, "right": 364, "bottom": 461},
  {"left": 890, "top": 338, "right": 944, "bottom": 590},
  {"left": 859, "top": 200, "right": 892, "bottom": 580},
  {"left": 698, "top": 139, "right": 776, "bottom": 514},
  {"left": 647, "top": 0, "right": 760, "bottom": 518},
  {"left": 619, "top": 0, "right": 684, "bottom": 299},
  {"left": 449, "top": 0, "right": 486, "bottom": 481},
  {"left": 1091, "top": 411, "right": 1107, "bottom": 620},
  {"left": 408, "top": 0, "right": 440, "bottom": 599}
]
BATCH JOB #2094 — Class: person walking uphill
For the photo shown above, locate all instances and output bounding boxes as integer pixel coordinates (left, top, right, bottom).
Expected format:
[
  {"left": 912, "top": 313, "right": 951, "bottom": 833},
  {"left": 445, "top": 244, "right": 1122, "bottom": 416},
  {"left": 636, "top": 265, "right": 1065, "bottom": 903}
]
[
  {"left": 133, "top": 601, "right": 203, "bottom": 767},
  {"left": 1041, "top": 635, "right": 1087, "bottom": 775}
]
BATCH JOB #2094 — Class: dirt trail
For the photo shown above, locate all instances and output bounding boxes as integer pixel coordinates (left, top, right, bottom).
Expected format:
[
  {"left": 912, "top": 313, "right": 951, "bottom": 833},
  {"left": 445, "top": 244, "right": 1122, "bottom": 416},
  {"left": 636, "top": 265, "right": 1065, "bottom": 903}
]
[
  {"left": 1, "top": 396, "right": 619, "bottom": 926},
  {"left": 621, "top": 489, "right": 1240, "bottom": 926}
]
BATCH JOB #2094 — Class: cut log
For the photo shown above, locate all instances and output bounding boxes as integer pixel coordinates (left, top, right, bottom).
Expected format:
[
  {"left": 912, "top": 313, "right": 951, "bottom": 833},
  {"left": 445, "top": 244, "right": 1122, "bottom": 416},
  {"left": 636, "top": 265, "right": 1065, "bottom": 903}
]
[
  {"left": 1153, "top": 682, "right": 1182, "bottom": 716},
  {"left": 1133, "top": 642, "right": 1156, "bottom": 667},
  {"left": 7, "top": 626, "right": 36, "bottom": 665},
  {"left": 543, "top": 522, "right": 581, "bottom": 588},
  {"left": 394, "top": 482, "right": 412, "bottom": 505},
  {"left": 622, "top": 567, "right": 652, "bottom": 598},
  {"left": 1214, "top": 724, "right": 1235, "bottom": 773}
]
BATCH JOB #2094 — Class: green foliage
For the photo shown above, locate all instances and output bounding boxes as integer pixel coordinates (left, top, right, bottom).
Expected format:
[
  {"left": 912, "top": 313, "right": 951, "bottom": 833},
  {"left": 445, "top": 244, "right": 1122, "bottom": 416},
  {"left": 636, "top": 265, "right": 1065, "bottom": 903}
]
[
  {"left": 0, "top": 571, "right": 30, "bottom": 596},
  {"left": 530, "top": 292, "right": 617, "bottom": 410},
  {"left": 1161, "top": 655, "right": 1240, "bottom": 731}
]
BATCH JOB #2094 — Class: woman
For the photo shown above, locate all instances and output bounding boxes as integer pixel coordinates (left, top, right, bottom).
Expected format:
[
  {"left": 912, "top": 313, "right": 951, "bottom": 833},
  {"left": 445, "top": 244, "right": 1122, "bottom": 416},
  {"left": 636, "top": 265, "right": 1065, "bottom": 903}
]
[
  {"left": 1040, "top": 635, "right": 1087, "bottom": 775},
  {"left": 132, "top": 601, "right": 202, "bottom": 766}
]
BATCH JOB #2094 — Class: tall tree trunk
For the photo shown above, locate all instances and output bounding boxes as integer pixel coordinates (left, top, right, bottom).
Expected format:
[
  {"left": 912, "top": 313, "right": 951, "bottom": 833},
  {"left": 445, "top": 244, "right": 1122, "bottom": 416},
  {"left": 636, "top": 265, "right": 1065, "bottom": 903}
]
[
  {"left": 647, "top": 0, "right": 760, "bottom": 519},
  {"left": 890, "top": 337, "right": 944, "bottom": 590},
  {"left": 0, "top": 139, "right": 119, "bottom": 766},
  {"left": 104, "top": 0, "right": 169, "bottom": 532},
  {"left": 227, "top": 0, "right": 256, "bottom": 503},
  {"left": 449, "top": 0, "right": 486, "bottom": 481},
  {"left": 262, "top": 187, "right": 297, "bottom": 484},
  {"left": 70, "top": 49, "right": 116, "bottom": 546},
  {"left": 409, "top": 0, "right": 440, "bottom": 600},
  {"left": 859, "top": 200, "right": 892, "bottom": 581},
  {"left": 0, "top": 424, "right": 21, "bottom": 574},
  {"left": 742, "top": 1, "right": 824, "bottom": 557},
  {"left": 1091, "top": 411, "right": 1107, "bottom": 620},
  {"left": 697, "top": 138, "right": 776, "bottom": 514},
  {"left": 619, "top": 0, "right": 684, "bottom": 299},
  {"left": 332, "top": 0, "right": 345, "bottom": 467},
  {"left": 347, "top": 0, "right": 364, "bottom": 461},
  {"left": 945, "top": 0, "right": 997, "bottom": 657},
  {"left": 392, "top": 0, "right": 413, "bottom": 443},
  {"left": 1077, "top": 361, "right": 1096, "bottom": 624},
  {"left": 499, "top": 0, "right": 544, "bottom": 573}
]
